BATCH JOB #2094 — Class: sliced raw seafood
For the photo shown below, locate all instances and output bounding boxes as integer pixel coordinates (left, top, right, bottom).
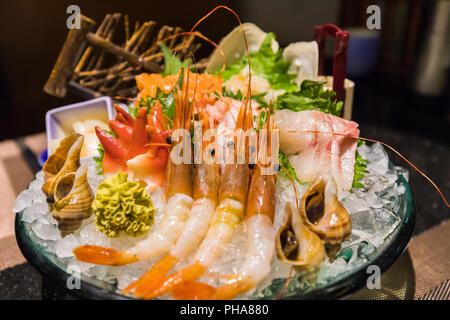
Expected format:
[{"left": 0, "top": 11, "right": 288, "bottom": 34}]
[
  {"left": 282, "top": 41, "right": 319, "bottom": 87},
  {"left": 275, "top": 109, "right": 359, "bottom": 191}
]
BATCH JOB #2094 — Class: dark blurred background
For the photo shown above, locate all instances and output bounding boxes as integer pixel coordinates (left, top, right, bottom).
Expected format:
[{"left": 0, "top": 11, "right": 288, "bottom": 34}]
[
  {"left": 0, "top": 0, "right": 448, "bottom": 141},
  {"left": 0, "top": 0, "right": 448, "bottom": 229}
]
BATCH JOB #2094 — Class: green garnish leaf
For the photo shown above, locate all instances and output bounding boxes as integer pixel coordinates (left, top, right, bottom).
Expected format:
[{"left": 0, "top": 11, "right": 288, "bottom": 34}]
[
  {"left": 94, "top": 144, "right": 104, "bottom": 175},
  {"left": 160, "top": 43, "right": 191, "bottom": 76},
  {"left": 218, "top": 33, "right": 298, "bottom": 93},
  {"left": 275, "top": 80, "right": 343, "bottom": 116},
  {"left": 352, "top": 140, "right": 369, "bottom": 189},
  {"left": 93, "top": 130, "right": 117, "bottom": 176},
  {"left": 279, "top": 151, "right": 307, "bottom": 184},
  {"left": 127, "top": 105, "right": 138, "bottom": 118},
  {"left": 139, "top": 88, "right": 175, "bottom": 122}
]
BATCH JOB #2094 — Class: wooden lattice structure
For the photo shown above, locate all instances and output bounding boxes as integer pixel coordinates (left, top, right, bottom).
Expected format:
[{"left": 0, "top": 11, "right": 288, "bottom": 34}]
[{"left": 44, "top": 13, "right": 202, "bottom": 99}]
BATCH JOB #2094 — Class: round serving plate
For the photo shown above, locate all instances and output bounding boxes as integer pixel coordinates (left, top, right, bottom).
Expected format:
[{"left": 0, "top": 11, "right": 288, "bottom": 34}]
[{"left": 15, "top": 174, "right": 415, "bottom": 300}]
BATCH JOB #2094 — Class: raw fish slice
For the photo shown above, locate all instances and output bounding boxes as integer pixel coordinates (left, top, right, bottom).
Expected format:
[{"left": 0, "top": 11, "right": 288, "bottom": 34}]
[
  {"left": 275, "top": 109, "right": 359, "bottom": 191},
  {"left": 289, "top": 149, "right": 319, "bottom": 183},
  {"left": 339, "top": 127, "right": 360, "bottom": 190},
  {"left": 276, "top": 109, "right": 317, "bottom": 155}
]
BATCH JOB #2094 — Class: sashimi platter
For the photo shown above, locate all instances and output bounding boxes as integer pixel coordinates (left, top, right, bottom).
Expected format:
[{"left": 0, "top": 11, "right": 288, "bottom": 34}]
[{"left": 14, "top": 7, "right": 415, "bottom": 300}]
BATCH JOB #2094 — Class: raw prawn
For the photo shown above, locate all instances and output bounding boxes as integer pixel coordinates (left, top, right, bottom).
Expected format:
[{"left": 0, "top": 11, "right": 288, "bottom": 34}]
[
  {"left": 173, "top": 109, "right": 278, "bottom": 300},
  {"left": 140, "top": 95, "right": 254, "bottom": 299}
]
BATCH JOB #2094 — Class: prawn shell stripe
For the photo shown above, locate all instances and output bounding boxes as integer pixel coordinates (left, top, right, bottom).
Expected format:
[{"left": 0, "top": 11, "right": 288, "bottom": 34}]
[{"left": 212, "top": 199, "right": 244, "bottom": 227}]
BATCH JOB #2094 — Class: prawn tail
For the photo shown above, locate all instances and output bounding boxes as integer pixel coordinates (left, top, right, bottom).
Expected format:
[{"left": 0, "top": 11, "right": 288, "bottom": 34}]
[
  {"left": 73, "top": 245, "right": 137, "bottom": 266},
  {"left": 171, "top": 280, "right": 216, "bottom": 300},
  {"left": 212, "top": 276, "right": 253, "bottom": 300},
  {"left": 123, "top": 254, "right": 177, "bottom": 297},
  {"left": 144, "top": 262, "right": 206, "bottom": 299}
]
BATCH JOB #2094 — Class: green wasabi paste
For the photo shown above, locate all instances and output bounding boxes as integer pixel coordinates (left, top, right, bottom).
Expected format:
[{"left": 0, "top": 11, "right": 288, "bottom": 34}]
[{"left": 92, "top": 172, "right": 155, "bottom": 237}]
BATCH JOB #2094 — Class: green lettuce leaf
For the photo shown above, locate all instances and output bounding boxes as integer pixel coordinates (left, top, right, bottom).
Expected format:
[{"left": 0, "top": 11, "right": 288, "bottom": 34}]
[
  {"left": 352, "top": 140, "right": 369, "bottom": 189},
  {"left": 219, "top": 33, "right": 298, "bottom": 92},
  {"left": 275, "top": 80, "right": 343, "bottom": 116}
]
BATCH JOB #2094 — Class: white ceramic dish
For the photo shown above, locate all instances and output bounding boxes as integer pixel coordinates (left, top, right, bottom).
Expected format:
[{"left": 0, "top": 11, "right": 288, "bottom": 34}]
[{"left": 45, "top": 97, "right": 115, "bottom": 155}]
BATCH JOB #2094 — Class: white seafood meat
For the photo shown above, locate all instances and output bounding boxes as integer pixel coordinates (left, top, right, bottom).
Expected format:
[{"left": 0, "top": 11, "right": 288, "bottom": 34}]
[
  {"left": 282, "top": 41, "right": 319, "bottom": 87},
  {"left": 275, "top": 109, "right": 359, "bottom": 191}
]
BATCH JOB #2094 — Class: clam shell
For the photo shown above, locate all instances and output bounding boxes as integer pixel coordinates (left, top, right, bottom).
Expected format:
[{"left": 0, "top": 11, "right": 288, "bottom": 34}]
[
  {"left": 275, "top": 202, "right": 326, "bottom": 271},
  {"left": 42, "top": 134, "right": 84, "bottom": 204},
  {"left": 299, "top": 178, "right": 351, "bottom": 244},
  {"left": 52, "top": 166, "right": 94, "bottom": 235},
  {"left": 205, "top": 23, "right": 279, "bottom": 74}
]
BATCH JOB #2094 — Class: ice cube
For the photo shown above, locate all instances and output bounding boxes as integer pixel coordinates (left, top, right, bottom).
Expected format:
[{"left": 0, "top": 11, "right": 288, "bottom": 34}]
[
  {"left": 371, "top": 207, "right": 401, "bottom": 239},
  {"left": 55, "top": 234, "right": 80, "bottom": 258},
  {"left": 22, "top": 209, "right": 38, "bottom": 223},
  {"left": 13, "top": 189, "right": 33, "bottom": 212},
  {"left": 67, "top": 258, "right": 94, "bottom": 274},
  {"left": 35, "top": 171, "right": 44, "bottom": 182},
  {"left": 32, "top": 222, "right": 61, "bottom": 241},
  {"left": 79, "top": 223, "right": 111, "bottom": 247},
  {"left": 350, "top": 209, "right": 376, "bottom": 235},
  {"left": 28, "top": 179, "right": 44, "bottom": 191},
  {"left": 150, "top": 187, "right": 164, "bottom": 212},
  {"left": 359, "top": 143, "right": 389, "bottom": 175},
  {"left": 342, "top": 194, "right": 369, "bottom": 213},
  {"left": 35, "top": 214, "right": 51, "bottom": 225},
  {"left": 32, "top": 191, "right": 47, "bottom": 204},
  {"left": 89, "top": 265, "right": 109, "bottom": 279},
  {"left": 21, "top": 202, "right": 49, "bottom": 223}
]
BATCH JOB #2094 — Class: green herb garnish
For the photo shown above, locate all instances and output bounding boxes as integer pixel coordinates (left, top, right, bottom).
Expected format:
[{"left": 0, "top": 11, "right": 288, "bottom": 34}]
[
  {"left": 275, "top": 80, "right": 343, "bottom": 116},
  {"left": 352, "top": 140, "right": 369, "bottom": 189},
  {"left": 93, "top": 130, "right": 117, "bottom": 175},
  {"left": 159, "top": 43, "right": 191, "bottom": 76},
  {"left": 278, "top": 151, "right": 307, "bottom": 184},
  {"left": 217, "top": 33, "right": 297, "bottom": 92}
]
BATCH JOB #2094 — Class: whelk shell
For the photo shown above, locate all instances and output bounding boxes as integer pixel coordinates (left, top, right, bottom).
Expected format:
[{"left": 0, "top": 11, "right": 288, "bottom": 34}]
[
  {"left": 275, "top": 202, "right": 326, "bottom": 271},
  {"left": 52, "top": 166, "right": 94, "bottom": 235},
  {"left": 42, "top": 134, "right": 84, "bottom": 204},
  {"left": 299, "top": 178, "right": 352, "bottom": 244}
]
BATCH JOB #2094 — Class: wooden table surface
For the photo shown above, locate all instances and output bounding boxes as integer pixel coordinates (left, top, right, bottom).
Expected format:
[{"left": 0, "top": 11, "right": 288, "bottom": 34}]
[{"left": 0, "top": 133, "right": 46, "bottom": 240}]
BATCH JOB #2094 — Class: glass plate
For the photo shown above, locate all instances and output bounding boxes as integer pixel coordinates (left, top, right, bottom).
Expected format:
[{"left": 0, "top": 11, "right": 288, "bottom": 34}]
[{"left": 15, "top": 174, "right": 415, "bottom": 300}]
